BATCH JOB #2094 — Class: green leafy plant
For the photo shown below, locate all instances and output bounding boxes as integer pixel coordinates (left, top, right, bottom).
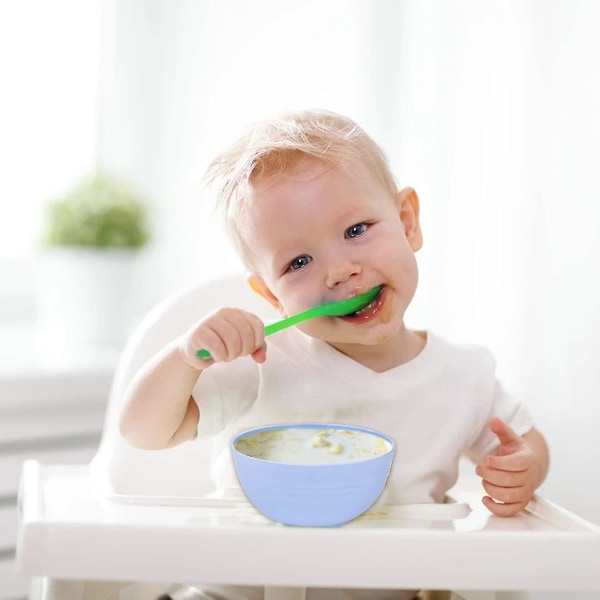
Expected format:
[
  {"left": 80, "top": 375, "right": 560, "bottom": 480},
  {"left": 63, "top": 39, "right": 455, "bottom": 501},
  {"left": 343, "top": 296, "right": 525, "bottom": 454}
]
[{"left": 42, "top": 171, "right": 150, "bottom": 249}]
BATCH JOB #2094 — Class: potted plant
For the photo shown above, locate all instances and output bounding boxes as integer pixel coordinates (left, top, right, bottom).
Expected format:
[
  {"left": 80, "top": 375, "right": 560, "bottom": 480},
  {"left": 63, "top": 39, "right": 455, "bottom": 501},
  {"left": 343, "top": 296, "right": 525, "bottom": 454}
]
[{"left": 35, "top": 171, "right": 151, "bottom": 353}]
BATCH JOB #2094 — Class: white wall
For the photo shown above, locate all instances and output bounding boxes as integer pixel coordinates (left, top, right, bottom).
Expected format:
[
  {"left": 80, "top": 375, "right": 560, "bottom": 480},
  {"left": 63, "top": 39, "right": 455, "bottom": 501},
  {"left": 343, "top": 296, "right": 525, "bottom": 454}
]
[{"left": 391, "top": 0, "right": 600, "bottom": 524}]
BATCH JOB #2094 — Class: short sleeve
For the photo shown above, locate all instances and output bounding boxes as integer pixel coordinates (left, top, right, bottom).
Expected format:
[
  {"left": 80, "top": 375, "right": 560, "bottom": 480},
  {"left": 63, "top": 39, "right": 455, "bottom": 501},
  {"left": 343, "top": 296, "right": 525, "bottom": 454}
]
[{"left": 465, "top": 379, "right": 535, "bottom": 464}]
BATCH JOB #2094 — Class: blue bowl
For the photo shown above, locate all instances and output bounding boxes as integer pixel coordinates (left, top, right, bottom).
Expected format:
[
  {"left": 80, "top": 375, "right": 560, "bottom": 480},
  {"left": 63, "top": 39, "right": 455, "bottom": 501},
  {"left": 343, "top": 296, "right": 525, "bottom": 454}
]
[{"left": 231, "top": 423, "right": 395, "bottom": 527}]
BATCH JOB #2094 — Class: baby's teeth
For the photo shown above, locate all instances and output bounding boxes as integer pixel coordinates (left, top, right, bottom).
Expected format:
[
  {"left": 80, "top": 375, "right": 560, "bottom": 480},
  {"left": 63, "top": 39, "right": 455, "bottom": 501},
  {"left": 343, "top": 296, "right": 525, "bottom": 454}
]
[{"left": 354, "top": 299, "right": 376, "bottom": 316}]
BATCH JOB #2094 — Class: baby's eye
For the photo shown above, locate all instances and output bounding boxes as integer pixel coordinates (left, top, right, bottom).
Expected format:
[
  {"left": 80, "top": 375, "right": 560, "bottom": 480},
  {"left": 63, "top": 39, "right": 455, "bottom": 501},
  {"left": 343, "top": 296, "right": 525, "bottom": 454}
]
[
  {"left": 345, "top": 223, "right": 368, "bottom": 239},
  {"left": 288, "top": 255, "right": 313, "bottom": 271}
]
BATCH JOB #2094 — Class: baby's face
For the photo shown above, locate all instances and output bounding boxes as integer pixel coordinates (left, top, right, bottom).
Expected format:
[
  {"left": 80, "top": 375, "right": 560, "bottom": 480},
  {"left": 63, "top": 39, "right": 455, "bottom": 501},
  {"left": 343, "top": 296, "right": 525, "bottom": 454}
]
[{"left": 243, "top": 157, "right": 421, "bottom": 359}]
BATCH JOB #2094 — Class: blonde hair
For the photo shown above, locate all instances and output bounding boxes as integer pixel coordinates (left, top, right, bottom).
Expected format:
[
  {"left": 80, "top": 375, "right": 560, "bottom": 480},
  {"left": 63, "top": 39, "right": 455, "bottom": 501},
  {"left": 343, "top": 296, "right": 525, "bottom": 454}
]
[{"left": 203, "top": 109, "right": 398, "bottom": 258}]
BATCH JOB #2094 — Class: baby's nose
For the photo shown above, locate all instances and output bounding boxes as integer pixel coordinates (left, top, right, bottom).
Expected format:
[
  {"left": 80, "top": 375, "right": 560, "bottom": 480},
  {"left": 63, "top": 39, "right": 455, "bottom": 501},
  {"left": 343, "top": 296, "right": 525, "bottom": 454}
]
[{"left": 325, "top": 259, "right": 361, "bottom": 289}]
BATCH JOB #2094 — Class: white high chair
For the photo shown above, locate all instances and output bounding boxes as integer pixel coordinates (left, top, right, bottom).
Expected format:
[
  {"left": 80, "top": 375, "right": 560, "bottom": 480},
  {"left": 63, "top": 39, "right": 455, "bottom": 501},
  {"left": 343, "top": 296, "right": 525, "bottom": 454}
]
[{"left": 15, "top": 273, "right": 600, "bottom": 600}]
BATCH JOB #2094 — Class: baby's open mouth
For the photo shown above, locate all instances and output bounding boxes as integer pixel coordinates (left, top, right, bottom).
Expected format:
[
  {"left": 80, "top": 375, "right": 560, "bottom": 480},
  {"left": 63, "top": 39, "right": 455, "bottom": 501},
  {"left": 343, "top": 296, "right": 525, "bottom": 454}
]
[{"left": 343, "top": 285, "right": 384, "bottom": 317}]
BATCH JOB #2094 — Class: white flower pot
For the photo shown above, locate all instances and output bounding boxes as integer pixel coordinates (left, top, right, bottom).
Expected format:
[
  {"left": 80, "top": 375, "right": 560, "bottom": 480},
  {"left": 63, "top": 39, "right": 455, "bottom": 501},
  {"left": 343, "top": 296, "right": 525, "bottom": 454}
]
[{"left": 34, "top": 247, "right": 139, "bottom": 353}]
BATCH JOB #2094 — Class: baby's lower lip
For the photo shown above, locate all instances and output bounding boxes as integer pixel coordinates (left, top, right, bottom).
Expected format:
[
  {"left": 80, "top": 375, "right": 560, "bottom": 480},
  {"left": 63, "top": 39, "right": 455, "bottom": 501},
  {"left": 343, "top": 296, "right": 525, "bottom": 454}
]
[{"left": 339, "top": 286, "right": 386, "bottom": 323}]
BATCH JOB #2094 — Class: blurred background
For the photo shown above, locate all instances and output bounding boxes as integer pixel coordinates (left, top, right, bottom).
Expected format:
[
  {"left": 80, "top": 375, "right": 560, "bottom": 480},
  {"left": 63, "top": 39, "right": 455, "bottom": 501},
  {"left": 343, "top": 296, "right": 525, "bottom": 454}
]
[{"left": 0, "top": 0, "right": 599, "bottom": 590}]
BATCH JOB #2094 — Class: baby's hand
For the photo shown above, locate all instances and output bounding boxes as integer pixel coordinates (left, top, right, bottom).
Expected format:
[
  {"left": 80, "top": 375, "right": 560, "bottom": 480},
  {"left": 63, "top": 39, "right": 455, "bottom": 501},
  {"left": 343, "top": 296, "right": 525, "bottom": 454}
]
[
  {"left": 476, "top": 417, "right": 541, "bottom": 517},
  {"left": 178, "top": 307, "right": 267, "bottom": 370}
]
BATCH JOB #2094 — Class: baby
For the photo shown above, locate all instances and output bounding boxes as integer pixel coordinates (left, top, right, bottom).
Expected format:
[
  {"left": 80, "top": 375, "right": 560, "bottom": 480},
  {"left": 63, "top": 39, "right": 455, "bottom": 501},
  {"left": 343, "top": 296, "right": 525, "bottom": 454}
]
[{"left": 120, "top": 109, "right": 550, "bottom": 600}]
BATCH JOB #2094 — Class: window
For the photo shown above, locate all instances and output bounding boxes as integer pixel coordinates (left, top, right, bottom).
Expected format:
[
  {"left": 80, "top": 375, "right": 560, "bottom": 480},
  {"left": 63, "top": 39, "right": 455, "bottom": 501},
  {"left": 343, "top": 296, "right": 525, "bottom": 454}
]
[{"left": 0, "top": 1, "right": 101, "bottom": 319}]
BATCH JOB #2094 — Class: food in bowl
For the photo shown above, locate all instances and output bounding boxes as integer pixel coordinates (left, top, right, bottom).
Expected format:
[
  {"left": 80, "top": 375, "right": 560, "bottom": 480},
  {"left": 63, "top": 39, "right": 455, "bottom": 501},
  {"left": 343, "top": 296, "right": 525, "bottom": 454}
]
[
  {"left": 234, "top": 426, "right": 391, "bottom": 464},
  {"left": 231, "top": 423, "right": 395, "bottom": 527}
]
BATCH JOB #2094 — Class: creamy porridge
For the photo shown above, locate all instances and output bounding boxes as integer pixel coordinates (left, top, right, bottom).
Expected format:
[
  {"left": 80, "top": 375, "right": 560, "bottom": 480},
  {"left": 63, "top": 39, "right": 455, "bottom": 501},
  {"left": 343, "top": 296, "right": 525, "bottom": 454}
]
[{"left": 234, "top": 427, "right": 392, "bottom": 464}]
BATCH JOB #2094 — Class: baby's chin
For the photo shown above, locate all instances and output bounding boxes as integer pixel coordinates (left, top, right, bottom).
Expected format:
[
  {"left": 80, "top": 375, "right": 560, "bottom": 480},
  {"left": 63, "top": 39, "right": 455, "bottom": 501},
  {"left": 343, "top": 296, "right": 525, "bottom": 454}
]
[
  {"left": 320, "top": 330, "right": 395, "bottom": 350},
  {"left": 297, "top": 315, "right": 400, "bottom": 345}
]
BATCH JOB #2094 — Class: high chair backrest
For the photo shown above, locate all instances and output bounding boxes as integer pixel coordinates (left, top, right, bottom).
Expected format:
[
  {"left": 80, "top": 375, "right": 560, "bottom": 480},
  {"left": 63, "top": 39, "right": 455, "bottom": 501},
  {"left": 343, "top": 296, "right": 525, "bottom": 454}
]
[{"left": 90, "top": 273, "right": 276, "bottom": 497}]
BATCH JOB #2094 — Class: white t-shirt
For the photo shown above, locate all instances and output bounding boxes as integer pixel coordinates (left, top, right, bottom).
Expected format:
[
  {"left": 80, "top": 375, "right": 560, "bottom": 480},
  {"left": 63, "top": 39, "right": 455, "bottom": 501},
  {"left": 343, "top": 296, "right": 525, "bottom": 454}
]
[{"left": 193, "top": 329, "right": 534, "bottom": 503}]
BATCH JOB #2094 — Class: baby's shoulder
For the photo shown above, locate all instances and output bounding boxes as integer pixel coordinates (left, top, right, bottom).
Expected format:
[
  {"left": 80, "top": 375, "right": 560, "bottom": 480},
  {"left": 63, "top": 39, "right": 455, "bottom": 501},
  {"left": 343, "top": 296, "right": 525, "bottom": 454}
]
[{"left": 429, "top": 332, "right": 496, "bottom": 372}]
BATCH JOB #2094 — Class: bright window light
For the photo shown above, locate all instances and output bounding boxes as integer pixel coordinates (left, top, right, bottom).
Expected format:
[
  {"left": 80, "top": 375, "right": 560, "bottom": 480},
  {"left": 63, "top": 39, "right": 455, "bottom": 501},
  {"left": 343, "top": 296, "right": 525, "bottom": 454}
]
[{"left": 0, "top": 0, "right": 101, "bottom": 258}]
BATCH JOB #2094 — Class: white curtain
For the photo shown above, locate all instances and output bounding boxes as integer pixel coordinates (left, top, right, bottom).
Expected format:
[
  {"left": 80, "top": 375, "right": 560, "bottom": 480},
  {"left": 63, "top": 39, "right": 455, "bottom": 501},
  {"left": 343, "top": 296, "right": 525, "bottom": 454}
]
[{"left": 100, "top": 0, "right": 600, "bottom": 524}]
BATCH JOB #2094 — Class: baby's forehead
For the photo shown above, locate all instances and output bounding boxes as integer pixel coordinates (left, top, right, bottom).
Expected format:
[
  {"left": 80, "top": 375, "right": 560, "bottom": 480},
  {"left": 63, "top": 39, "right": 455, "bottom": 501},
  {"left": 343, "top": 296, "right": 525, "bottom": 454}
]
[
  {"left": 246, "top": 155, "right": 380, "bottom": 201},
  {"left": 235, "top": 157, "right": 330, "bottom": 227}
]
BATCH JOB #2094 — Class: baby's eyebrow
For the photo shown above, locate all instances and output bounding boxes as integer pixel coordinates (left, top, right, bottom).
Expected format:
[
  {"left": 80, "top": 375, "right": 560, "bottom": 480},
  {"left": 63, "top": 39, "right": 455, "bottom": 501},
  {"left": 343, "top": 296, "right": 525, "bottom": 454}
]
[{"left": 336, "top": 204, "right": 367, "bottom": 223}]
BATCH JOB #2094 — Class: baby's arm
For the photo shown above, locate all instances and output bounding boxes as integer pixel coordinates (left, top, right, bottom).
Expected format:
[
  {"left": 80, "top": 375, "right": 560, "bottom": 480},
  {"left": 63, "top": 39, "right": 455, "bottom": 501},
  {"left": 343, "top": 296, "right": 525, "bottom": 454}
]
[
  {"left": 119, "top": 307, "right": 266, "bottom": 450},
  {"left": 475, "top": 417, "right": 550, "bottom": 517}
]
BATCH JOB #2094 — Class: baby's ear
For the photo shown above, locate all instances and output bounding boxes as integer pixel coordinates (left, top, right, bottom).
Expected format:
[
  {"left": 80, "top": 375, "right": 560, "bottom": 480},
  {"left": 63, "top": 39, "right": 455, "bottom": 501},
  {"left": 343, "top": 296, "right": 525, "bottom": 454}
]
[
  {"left": 396, "top": 187, "right": 423, "bottom": 251},
  {"left": 247, "top": 275, "right": 283, "bottom": 313}
]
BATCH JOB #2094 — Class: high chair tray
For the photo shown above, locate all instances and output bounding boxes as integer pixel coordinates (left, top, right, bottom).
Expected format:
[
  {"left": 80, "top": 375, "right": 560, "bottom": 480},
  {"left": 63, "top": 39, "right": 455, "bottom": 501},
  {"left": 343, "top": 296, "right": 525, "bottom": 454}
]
[{"left": 16, "top": 460, "right": 600, "bottom": 591}]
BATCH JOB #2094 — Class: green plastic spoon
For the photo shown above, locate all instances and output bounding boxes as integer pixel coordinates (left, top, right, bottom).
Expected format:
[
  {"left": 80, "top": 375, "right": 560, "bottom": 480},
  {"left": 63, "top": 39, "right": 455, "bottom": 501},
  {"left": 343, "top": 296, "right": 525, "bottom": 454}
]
[{"left": 197, "top": 285, "right": 383, "bottom": 360}]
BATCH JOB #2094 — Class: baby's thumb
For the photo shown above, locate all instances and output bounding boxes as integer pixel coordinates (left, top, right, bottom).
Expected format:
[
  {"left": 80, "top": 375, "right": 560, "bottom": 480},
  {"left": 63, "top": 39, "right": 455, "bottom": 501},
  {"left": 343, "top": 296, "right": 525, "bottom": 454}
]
[
  {"left": 490, "top": 417, "right": 522, "bottom": 448},
  {"left": 251, "top": 343, "right": 267, "bottom": 364}
]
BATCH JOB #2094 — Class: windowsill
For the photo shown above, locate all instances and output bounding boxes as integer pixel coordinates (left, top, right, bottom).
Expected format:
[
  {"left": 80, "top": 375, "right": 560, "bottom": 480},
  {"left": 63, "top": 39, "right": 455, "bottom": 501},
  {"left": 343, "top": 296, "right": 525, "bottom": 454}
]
[{"left": 0, "top": 323, "right": 119, "bottom": 410}]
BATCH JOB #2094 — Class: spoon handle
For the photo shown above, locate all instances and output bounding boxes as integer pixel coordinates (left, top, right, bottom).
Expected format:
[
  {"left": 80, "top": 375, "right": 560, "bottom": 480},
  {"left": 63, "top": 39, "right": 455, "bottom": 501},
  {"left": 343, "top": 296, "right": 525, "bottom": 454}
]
[{"left": 263, "top": 308, "right": 316, "bottom": 336}]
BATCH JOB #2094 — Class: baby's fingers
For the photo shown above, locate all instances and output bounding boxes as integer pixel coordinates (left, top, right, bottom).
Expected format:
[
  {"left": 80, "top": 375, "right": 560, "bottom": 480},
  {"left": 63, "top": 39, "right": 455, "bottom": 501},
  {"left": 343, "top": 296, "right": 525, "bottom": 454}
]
[
  {"left": 476, "top": 461, "right": 535, "bottom": 517},
  {"left": 251, "top": 343, "right": 268, "bottom": 364},
  {"left": 187, "top": 308, "right": 265, "bottom": 366},
  {"left": 486, "top": 452, "right": 531, "bottom": 472},
  {"left": 476, "top": 464, "right": 528, "bottom": 488},
  {"left": 220, "top": 310, "right": 264, "bottom": 360},
  {"left": 480, "top": 477, "right": 528, "bottom": 506},
  {"left": 482, "top": 495, "right": 529, "bottom": 517}
]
